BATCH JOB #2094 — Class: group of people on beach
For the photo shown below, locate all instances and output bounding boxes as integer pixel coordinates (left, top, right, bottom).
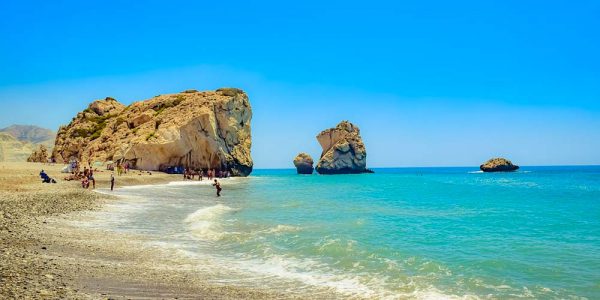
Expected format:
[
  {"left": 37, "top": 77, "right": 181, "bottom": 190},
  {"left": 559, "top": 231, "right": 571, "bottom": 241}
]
[
  {"left": 81, "top": 165, "right": 96, "bottom": 189},
  {"left": 182, "top": 168, "right": 230, "bottom": 181},
  {"left": 111, "top": 162, "right": 130, "bottom": 176},
  {"left": 62, "top": 161, "right": 96, "bottom": 188},
  {"left": 44, "top": 160, "right": 225, "bottom": 197},
  {"left": 181, "top": 168, "right": 225, "bottom": 196}
]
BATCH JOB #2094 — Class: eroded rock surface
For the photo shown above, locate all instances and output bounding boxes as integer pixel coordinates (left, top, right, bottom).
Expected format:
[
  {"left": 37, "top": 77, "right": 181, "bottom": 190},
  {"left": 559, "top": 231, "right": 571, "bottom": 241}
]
[
  {"left": 293, "top": 153, "right": 314, "bottom": 174},
  {"left": 315, "top": 121, "right": 371, "bottom": 174},
  {"left": 27, "top": 145, "right": 49, "bottom": 163},
  {"left": 480, "top": 157, "right": 519, "bottom": 172},
  {"left": 51, "top": 88, "right": 253, "bottom": 176}
]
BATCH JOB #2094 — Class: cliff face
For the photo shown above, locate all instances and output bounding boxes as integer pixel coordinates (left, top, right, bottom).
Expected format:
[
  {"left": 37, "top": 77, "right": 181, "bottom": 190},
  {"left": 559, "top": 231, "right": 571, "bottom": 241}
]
[
  {"left": 52, "top": 88, "right": 253, "bottom": 176},
  {"left": 315, "top": 121, "right": 370, "bottom": 174}
]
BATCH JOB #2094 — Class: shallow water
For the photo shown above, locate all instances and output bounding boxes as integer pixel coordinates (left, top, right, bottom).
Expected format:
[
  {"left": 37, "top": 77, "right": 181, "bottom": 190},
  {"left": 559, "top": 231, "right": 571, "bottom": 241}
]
[{"left": 85, "top": 167, "right": 600, "bottom": 299}]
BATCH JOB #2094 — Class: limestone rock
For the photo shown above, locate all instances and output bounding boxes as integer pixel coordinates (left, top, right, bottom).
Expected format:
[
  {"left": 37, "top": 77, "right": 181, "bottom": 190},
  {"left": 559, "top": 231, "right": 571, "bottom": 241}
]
[
  {"left": 27, "top": 145, "right": 49, "bottom": 162},
  {"left": 480, "top": 157, "right": 519, "bottom": 172},
  {"left": 293, "top": 153, "right": 314, "bottom": 174},
  {"left": 315, "top": 121, "right": 371, "bottom": 174},
  {"left": 51, "top": 88, "right": 253, "bottom": 176}
]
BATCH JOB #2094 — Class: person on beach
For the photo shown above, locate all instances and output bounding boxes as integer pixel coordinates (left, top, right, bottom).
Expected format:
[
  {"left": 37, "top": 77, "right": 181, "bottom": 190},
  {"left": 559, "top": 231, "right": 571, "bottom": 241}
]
[
  {"left": 212, "top": 179, "right": 222, "bottom": 197},
  {"left": 110, "top": 173, "right": 115, "bottom": 191},
  {"left": 88, "top": 169, "right": 96, "bottom": 189},
  {"left": 82, "top": 177, "right": 89, "bottom": 189},
  {"left": 39, "top": 170, "right": 56, "bottom": 183}
]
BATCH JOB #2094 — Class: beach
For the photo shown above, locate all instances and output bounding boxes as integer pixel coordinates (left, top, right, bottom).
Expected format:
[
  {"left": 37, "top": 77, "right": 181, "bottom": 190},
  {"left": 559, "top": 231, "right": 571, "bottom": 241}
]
[{"left": 0, "top": 162, "right": 292, "bottom": 299}]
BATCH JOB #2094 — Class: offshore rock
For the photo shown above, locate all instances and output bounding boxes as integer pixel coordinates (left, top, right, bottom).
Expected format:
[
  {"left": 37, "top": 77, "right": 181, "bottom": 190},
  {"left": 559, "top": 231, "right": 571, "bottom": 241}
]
[
  {"left": 293, "top": 153, "right": 314, "bottom": 174},
  {"left": 480, "top": 157, "right": 519, "bottom": 172},
  {"left": 51, "top": 88, "right": 253, "bottom": 176},
  {"left": 315, "top": 121, "right": 371, "bottom": 174}
]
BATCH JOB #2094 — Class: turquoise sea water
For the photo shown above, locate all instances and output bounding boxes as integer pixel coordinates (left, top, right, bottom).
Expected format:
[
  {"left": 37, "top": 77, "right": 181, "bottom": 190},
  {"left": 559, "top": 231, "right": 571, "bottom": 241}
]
[{"left": 90, "top": 167, "right": 600, "bottom": 299}]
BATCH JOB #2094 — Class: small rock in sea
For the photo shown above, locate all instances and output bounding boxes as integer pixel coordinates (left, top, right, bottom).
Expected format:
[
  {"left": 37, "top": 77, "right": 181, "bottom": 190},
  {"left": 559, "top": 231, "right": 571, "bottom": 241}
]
[
  {"left": 293, "top": 153, "right": 314, "bottom": 174},
  {"left": 480, "top": 157, "right": 519, "bottom": 172}
]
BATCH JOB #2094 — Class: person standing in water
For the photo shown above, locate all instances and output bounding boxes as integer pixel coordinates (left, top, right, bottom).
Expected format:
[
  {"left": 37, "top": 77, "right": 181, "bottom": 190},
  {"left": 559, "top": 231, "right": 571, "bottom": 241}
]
[
  {"left": 212, "top": 179, "right": 222, "bottom": 197},
  {"left": 110, "top": 173, "right": 115, "bottom": 191}
]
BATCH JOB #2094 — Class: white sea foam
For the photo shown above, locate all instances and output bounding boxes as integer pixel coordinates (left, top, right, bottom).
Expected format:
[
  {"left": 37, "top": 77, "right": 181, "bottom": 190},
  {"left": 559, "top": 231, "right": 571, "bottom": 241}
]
[
  {"left": 224, "top": 252, "right": 479, "bottom": 300},
  {"left": 167, "top": 180, "right": 213, "bottom": 186},
  {"left": 184, "top": 204, "right": 234, "bottom": 241},
  {"left": 264, "top": 224, "right": 301, "bottom": 234},
  {"left": 114, "top": 177, "right": 240, "bottom": 190}
]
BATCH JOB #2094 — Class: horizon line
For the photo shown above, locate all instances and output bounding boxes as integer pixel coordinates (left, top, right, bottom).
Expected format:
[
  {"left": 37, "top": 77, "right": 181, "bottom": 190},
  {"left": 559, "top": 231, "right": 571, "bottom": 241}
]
[{"left": 254, "top": 164, "right": 600, "bottom": 170}]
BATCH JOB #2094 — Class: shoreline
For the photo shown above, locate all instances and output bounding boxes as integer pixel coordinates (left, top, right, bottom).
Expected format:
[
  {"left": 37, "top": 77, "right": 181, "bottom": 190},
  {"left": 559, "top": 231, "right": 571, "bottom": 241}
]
[{"left": 0, "top": 162, "right": 295, "bottom": 299}]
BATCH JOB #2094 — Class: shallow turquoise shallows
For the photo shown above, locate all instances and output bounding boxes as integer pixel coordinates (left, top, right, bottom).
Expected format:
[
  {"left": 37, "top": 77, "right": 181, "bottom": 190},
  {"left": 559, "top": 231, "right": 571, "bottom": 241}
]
[{"left": 92, "top": 166, "right": 600, "bottom": 299}]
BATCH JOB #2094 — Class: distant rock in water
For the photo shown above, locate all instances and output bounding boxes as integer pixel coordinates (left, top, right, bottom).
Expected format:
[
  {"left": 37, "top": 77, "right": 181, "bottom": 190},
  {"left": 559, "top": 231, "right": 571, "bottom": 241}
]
[
  {"left": 315, "top": 121, "right": 372, "bottom": 175},
  {"left": 480, "top": 158, "right": 519, "bottom": 172},
  {"left": 27, "top": 145, "right": 49, "bottom": 163},
  {"left": 293, "top": 153, "right": 314, "bottom": 174},
  {"left": 52, "top": 88, "right": 253, "bottom": 176}
]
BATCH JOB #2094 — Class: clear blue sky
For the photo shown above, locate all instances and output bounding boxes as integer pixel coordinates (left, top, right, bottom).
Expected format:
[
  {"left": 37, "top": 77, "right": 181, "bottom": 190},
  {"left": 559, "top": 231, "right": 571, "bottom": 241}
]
[{"left": 1, "top": 0, "right": 599, "bottom": 167}]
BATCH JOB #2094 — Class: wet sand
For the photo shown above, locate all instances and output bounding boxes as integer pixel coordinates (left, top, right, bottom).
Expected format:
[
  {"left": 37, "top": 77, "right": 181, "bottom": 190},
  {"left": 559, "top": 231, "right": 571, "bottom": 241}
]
[{"left": 0, "top": 162, "right": 296, "bottom": 299}]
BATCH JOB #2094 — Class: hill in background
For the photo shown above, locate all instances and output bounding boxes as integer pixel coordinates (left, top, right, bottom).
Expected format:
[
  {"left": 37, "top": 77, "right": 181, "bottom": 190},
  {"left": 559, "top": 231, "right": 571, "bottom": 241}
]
[{"left": 0, "top": 125, "right": 55, "bottom": 162}]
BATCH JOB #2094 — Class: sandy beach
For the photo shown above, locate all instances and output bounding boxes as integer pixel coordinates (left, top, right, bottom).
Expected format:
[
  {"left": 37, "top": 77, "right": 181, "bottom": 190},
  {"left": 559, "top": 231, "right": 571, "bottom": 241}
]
[{"left": 0, "top": 162, "right": 294, "bottom": 299}]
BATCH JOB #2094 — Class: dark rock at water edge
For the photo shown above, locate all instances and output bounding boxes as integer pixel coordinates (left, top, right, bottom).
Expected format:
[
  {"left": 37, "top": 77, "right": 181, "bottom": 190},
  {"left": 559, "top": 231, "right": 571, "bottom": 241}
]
[
  {"left": 293, "top": 153, "right": 314, "bottom": 174},
  {"left": 480, "top": 157, "right": 519, "bottom": 172}
]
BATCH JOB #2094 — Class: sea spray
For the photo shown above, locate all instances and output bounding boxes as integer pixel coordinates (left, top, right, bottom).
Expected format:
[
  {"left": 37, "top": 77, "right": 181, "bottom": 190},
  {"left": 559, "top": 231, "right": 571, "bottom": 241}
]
[{"left": 184, "top": 204, "right": 235, "bottom": 241}]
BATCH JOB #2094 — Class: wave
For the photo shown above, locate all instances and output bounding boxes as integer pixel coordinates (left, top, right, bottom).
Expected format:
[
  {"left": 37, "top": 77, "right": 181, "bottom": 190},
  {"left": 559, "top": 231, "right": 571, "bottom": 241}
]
[
  {"left": 264, "top": 224, "right": 301, "bottom": 234},
  {"left": 184, "top": 204, "right": 235, "bottom": 241},
  {"left": 468, "top": 170, "right": 532, "bottom": 174},
  {"left": 169, "top": 178, "right": 241, "bottom": 186},
  {"left": 226, "top": 252, "right": 478, "bottom": 299},
  {"left": 167, "top": 180, "right": 214, "bottom": 186}
]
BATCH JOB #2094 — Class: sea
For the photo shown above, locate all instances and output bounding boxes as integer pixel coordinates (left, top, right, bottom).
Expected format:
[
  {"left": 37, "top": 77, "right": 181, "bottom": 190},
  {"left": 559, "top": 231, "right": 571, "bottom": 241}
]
[{"left": 84, "top": 166, "right": 600, "bottom": 299}]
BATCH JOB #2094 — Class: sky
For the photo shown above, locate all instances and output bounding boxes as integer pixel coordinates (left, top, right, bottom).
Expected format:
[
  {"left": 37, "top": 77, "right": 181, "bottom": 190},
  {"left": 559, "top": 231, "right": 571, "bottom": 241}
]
[{"left": 0, "top": 0, "right": 599, "bottom": 167}]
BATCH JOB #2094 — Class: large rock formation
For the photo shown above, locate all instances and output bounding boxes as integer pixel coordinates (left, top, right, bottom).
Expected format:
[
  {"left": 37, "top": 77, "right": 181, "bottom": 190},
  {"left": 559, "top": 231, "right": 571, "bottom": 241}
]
[
  {"left": 51, "top": 88, "right": 253, "bottom": 176},
  {"left": 27, "top": 145, "right": 49, "bottom": 163},
  {"left": 293, "top": 153, "right": 314, "bottom": 174},
  {"left": 480, "top": 157, "right": 519, "bottom": 172},
  {"left": 315, "top": 121, "right": 371, "bottom": 174}
]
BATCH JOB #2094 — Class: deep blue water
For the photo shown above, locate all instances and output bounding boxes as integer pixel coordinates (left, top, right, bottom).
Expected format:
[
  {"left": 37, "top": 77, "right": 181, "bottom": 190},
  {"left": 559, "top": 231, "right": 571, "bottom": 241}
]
[{"left": 91, "top": 166, "right": 600, "bottom": 299}]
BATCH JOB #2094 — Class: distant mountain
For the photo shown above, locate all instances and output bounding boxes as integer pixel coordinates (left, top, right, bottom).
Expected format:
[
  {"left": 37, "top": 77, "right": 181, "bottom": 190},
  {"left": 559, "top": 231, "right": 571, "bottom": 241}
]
[
  {"left": 0, "top": 125, "right": 55, "bottom": 144},
  {"left": 0, "top": 125, "right": 55, "bottom": 162}
]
